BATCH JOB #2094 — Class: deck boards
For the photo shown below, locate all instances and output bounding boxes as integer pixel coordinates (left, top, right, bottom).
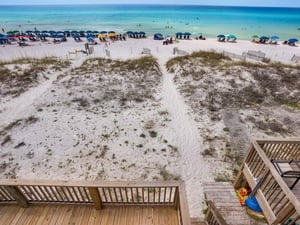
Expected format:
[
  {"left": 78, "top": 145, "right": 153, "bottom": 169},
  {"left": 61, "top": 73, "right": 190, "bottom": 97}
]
[
  {"left": 204, "top": 182, "right": 251, "bottom": 225},
  {"left": 0, "top": 205, "right": 179, "bottom": 225}
]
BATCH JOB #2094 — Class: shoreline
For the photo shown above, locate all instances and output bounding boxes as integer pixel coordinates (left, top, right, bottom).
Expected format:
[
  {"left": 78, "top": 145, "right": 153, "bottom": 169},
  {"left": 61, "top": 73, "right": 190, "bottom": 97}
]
[{"left": 0, "top": 37, "right": 299, "bottom": 64}]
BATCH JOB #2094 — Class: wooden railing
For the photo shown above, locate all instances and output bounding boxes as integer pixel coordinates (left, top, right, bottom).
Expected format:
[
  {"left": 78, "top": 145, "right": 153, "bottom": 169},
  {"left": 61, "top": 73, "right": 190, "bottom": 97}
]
[
  {"left": 234, "top": 139, "right": 300, "bottom": 225},
  {"left": 0, "top": 180, "right": 191, "bottom": 225},
  {"left": 204, "top": 201, "right": 228, "bottom": 225}
]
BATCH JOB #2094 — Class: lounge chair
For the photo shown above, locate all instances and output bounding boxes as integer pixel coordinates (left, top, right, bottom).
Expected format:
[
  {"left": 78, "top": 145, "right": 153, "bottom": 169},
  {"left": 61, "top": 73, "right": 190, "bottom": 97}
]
[{"left": 271, "top": 160, "right": 300, "bottom": 189}]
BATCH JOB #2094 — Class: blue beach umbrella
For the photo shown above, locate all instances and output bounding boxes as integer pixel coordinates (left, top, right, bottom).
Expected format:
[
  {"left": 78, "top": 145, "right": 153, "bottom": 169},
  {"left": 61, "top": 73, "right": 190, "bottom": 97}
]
[
  {"left": 183, "top": 32, "right": 191, "bottom": 36},
  {"left": 126, "top": 31, "right": 133, "bottom": 34},
  {"left": 92, "top": 31, "right": 99, "bottom": 33},
  {"left": 176, "top": 32, "right": 183, "bottom": 36},
  {"left": 55, "top": 34, "right": 65, "bottom": 38},
  {"left": 139, "top": 31, "right": 146, "bottom": 35},
  {"left": 259, "top": 36, "right": 269, "bottom": 40},
  {"left": 271, "top": 35, "right": 279, "bottom": 40},
  {"left": 41, "top": 30, "right": 48, "bottom": 33},
  {"left": 49, "top": 30, "right": 56, "bottom": 34},
  {"left": 227, "top": 34, "right": 237, "bottom": 40},
  {"left": 87, "top": 36, "right": 94, "bottom": 40},
  {"left": 288, "top": 38, "right": 298, "bottom": 43},
  {"left": 86, "top": 30, "right": 92, "bottom": 33}
]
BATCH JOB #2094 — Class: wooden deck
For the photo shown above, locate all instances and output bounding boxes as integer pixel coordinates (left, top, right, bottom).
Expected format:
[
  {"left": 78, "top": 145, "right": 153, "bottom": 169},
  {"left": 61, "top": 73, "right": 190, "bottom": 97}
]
[
  {"left": 204, "top": 182, "right": 251, "bottom": 225},
  {"left": 0, "top": 205, "right": 179, "bottom": 225}
]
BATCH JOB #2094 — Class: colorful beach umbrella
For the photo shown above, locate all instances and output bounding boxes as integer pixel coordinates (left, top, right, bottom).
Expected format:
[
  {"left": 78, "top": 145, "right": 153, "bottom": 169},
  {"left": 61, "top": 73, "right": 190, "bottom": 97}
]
[
  {"left": 288, "top": 38, "right": 298, "bottom": 43},
  {"left": 98, "top": 34, "right": 106, "bottom": 38},
  {"left": 108, "top": 33, "right": 117, "bottom": 37}
]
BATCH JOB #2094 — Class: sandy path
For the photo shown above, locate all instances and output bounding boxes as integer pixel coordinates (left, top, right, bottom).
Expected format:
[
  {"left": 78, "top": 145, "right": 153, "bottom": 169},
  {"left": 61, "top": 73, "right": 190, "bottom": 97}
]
[
  {"left": 159, "top": 62, "right": 214, "bottom": 217},
  {"left": 0, "top": 58, "right": 84, "bottom": 128}
]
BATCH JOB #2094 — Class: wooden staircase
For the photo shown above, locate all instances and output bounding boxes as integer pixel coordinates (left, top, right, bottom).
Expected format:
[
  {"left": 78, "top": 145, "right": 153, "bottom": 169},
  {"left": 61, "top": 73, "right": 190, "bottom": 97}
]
[{"left": 203, "top": 182, "right": 251, "bottom": 225}]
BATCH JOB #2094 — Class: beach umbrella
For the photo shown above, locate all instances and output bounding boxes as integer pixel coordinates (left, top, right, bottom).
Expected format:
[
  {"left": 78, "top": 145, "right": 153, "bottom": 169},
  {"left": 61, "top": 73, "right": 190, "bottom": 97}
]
[
  {"left": 252, "top": 35, "right": 259, "bottom": 39},
  {"left": 259, "top": 36, "right": 269, "bottom": 40},
  {"left": 227, "top": 34, "right": 237, "bottom": 40},
  {"left": 92, "top": 31, "right": 99, "bottom": 33},
  {"left": 71, "top": 30, "right": 78, "bottom": 33},
  {"left": 217, "top": 34, "right": 225, "bottom": 38},
  {"left": 100, "top": 31, "right": 107, "bottom": 34},
  {"left": 12, "top": 30, "right": 19, "bottom": 34},
  {"left": 98, "top": 34, "right": 106, "bottom": 38},
  {"left": 271, "top": 35, "right": 279, "bottom": 40},
  {"left": 126, "top": 31, "right": 133, "bottom": 34},
  {"left": 42, "top": 30, "right": 48, "bottom": 33},
  {"left": 55, "top": 34, "right": 65, "bottom": 38},
  {"left": 49, "top": 30, "right": 56, "bottom": 34},
  {"left": 139, "top": 31, "right": 146, "bottom": 35},
  {"left": 56, "top": 31, "right": 63, "bottom": 33},
  {"left": 176, "top": 32, "right": 183, "bottom": 36},
  {"left": 108, "top": 31, "right": 115, "bottom": 34},
  {"left": 183, "top": 32, "right": 191, "bottom": 36},
  {"left": 108, "top": 33, "right": 117, "bottom": 37},
  {"left": 86, "top": 30, "right": 92, "bottom": 33},
  {"left": 25, "top": 30, "right": 33, "bottom": 33},
  {"left": 33, "top": 30, "right": 40, "bottom": 33},
  {"left": 87, "top": 36, "right": 94, "bottom": 40},
  {"left": 288, "top": 38, "right": 298, "bottom": 42},
  {"left": 6, "top": 31, "right": 14, "bottom": 35},
  {"left": 72, "top": 34, "right": 80, "bottom": 38}
]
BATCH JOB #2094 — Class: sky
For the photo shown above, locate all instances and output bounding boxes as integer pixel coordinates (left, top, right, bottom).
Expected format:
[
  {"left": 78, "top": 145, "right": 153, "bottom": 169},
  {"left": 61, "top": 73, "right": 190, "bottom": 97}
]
[{"left": 1, "top": 0, "right": 300, "bottom": 7}]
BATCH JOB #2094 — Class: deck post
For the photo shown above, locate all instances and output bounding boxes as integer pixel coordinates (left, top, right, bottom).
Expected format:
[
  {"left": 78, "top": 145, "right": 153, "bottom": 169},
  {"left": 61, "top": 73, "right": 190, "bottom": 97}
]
[
  {"left": 88, "top": 187, "right": 102, "bottom": 210},
  {"left": 5, "top": 186, "right": 28, "bottom": 208},
  {"left": 174, "top": 187, "right": 179, "bottom": 209}
]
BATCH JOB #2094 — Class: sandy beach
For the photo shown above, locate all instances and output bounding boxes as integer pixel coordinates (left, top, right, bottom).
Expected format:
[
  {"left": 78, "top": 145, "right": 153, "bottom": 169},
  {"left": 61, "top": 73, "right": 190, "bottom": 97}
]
[{"left": 0, "top": 37, "right": 300, "bottom": 217}]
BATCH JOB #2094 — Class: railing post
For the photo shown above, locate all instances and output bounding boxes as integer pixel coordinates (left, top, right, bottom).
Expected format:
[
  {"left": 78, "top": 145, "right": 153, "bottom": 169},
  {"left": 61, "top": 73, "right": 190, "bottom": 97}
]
[
  {"left": 88, "top": 187, "right": 102, "bottom": 210},
  {"left": 174, "top": 187, "right": 179, "bottom": 209},
  {"left": 5, "top": 186, "right": 28, "bottom": 208}
]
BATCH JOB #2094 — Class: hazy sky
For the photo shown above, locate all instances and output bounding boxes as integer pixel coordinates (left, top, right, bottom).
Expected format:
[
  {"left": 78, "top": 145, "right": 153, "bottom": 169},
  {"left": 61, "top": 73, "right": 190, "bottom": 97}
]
[{"left": 1, "top": 0, "right": 300, "bottom": 7}]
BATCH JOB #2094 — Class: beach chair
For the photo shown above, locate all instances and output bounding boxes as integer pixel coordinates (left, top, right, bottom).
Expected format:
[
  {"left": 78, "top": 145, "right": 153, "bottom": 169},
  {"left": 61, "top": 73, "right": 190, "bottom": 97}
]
[{"left": 271, "top": 160, "right": 300, "bottom": 189}]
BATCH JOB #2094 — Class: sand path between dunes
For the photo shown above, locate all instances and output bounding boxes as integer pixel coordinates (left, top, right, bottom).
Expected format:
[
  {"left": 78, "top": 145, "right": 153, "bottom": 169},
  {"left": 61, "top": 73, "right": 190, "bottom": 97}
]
[
  {"left": 159, "top": 61, "right": 214, "bottom": 217},
  {"left": 0, "top": 58, "right": 84, "bottom": 128}
]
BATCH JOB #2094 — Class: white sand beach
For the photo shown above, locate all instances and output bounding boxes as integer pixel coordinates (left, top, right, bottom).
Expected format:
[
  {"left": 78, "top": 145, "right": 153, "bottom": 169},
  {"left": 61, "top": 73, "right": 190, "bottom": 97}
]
[{"left": 0, "top": 37, "right": 299, "bottom": 217}]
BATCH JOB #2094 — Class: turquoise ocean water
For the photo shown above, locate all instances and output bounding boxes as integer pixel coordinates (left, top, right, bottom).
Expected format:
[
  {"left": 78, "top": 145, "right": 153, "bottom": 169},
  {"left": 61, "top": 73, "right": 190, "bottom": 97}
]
[{"left": 0, "top": 4, "right": 299, "bottom": 40}]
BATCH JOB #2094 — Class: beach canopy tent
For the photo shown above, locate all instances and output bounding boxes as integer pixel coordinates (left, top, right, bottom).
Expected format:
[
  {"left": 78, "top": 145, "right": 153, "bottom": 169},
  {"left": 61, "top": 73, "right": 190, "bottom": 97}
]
[
  {"left": 288, "top": 38, "right": 298, "bottom": 43},
  {"left": 175, "top": 32, "right": 183, "bottom": 39},
  {"left": 154, "top": 33, "right": 163, "bottom": 40}
]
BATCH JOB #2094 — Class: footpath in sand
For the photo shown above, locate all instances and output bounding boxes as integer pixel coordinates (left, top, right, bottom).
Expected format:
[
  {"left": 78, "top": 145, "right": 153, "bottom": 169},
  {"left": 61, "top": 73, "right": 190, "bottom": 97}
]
[{"left": 159, "top": 61, "right": 214, "bottom": 217}]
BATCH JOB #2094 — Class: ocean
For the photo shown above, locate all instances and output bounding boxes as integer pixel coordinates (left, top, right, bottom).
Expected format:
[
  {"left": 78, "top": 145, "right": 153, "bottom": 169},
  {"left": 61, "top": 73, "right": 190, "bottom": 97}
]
[{"left": 0, "top": 4, "right": 299, "bottom": 40}]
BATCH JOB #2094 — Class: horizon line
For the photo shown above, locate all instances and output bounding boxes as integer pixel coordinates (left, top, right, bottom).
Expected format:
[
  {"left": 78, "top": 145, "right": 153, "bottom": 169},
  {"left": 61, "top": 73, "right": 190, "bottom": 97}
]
[{"left": 0, "top": 3, "right": 299, "bottom": 8}]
